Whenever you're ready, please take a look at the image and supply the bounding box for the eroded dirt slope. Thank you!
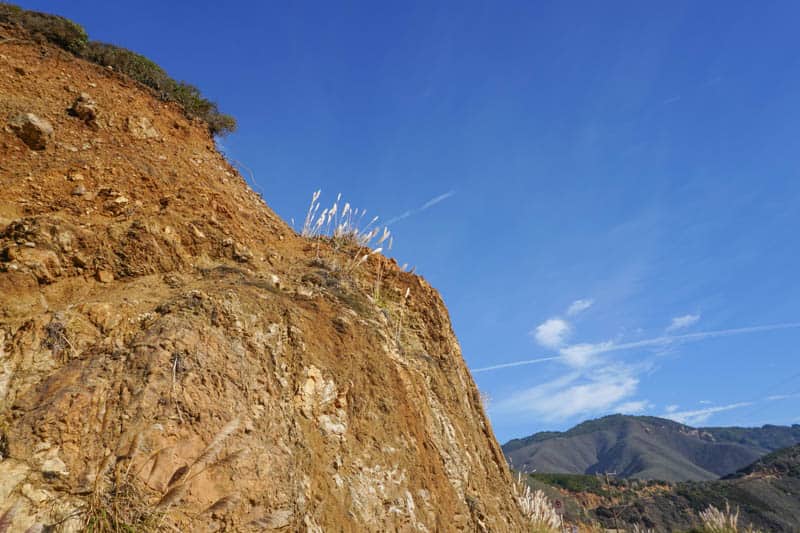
[0,29,525,531]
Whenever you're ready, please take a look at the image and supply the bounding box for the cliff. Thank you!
[0,21,525,532]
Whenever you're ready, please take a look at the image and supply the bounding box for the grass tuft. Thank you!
[698,502,740,533]
[301,190,390,249]
[512,474,561,532]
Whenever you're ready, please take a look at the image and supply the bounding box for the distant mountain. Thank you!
[502,415,800,481]
[595,444,800,531]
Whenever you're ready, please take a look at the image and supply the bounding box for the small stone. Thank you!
[9,113,53,150]
[69,92,98,127]
[21,483,51,504]
[71,184,86,196]
[41,456,69,477]
[113,196,129,204]
[125,116,160,140]
[96,270,114,283]
[295,287,314,299]
[67,172,84,181]
[190,225,205,239]
[263,510,292,529]
[232,242,253,262]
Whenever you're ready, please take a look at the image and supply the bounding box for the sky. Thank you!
[20,1,800,442]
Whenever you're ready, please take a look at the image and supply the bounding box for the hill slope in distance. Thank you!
[503,414,800,481]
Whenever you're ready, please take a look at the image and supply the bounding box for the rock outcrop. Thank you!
[0,21,525,532]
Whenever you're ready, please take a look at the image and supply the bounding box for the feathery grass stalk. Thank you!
[512,474,561,532]
[203,494,240,515]
[189,418,240,476]
[699,502,741,533]
[155,484,188,511]
[301,190,391,249]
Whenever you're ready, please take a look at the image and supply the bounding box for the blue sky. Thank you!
[22,1,800,442]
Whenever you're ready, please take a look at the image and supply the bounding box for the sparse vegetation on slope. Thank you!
[0,2,236,135]
[0,16,527,529]
[301,190,392,272]
[591,445,800,531]
[512,474,562,532]
[503,415,800,481]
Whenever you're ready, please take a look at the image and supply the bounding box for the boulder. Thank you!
[9,113,53,150]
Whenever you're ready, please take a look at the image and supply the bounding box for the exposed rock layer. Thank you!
[0,26,525,531]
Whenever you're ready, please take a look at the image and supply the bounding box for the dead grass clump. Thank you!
[698,502,761,533]
[85,418,241,531]
[300,190,392,271]
[512,474,561,532]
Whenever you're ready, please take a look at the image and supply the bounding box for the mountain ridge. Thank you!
[503,414,800,481]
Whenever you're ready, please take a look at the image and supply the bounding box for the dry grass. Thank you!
[512,474,561,532]
[300,190,392,272]
[83,418,241,531]
[700,502,739,532]
[698,502,761,533]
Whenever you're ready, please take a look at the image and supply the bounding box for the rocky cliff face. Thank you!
[0,28,526,532]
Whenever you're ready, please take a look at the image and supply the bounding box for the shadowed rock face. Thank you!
[0,26,525,532]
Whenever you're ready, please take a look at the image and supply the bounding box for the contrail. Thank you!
[471,322,800,374]
[420,191,455,210]
[385,190,455,225]
[472,356,561,373]
[606,322,800,354]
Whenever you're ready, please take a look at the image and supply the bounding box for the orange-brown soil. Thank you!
[0,26,526,532]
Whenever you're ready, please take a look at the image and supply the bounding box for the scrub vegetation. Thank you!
[0,2,236,135]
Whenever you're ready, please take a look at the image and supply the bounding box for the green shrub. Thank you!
[0,3,88,54]
[530,472,607,494]
[82,42,236,136]
[0,3,236,136]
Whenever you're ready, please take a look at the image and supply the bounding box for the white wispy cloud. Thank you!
[567,299,594,316]
[559,341,612,368]
[482,320,800,424]
[479,322,800,373]
[532,318,571,349]
[495,367,640,421]
[662,402,753,426]
[385,190,455,225]
[667,313,701,332]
